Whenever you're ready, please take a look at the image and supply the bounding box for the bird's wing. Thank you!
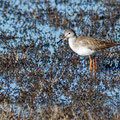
[77,36,117,50]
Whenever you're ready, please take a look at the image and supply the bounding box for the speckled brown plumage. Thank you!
[76,36,119,51]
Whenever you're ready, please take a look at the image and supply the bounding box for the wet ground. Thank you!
[0,0,120,119]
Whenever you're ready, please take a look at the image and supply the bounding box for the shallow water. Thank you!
[0,0,120,119]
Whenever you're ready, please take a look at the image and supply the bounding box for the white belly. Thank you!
[73,46,95,56]
[69,39,95,56]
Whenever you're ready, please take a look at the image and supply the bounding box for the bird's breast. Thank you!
[69,39,95,56]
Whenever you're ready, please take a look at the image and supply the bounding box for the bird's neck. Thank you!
[68,36,77,49]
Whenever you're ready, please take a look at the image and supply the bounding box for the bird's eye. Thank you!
[69,33,70,34]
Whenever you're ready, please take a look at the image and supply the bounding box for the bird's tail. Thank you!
[105,43,119,48]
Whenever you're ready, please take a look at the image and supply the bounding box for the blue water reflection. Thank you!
[0,0,119,119]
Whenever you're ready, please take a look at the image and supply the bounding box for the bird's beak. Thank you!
[57,36,67,44]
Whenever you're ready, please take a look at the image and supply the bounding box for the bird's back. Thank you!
[76,36,118,51]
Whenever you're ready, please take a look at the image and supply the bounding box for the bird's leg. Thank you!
[93,58,95,76]
[89,56,92,75]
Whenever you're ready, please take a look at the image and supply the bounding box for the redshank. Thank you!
[57,29,119,76]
